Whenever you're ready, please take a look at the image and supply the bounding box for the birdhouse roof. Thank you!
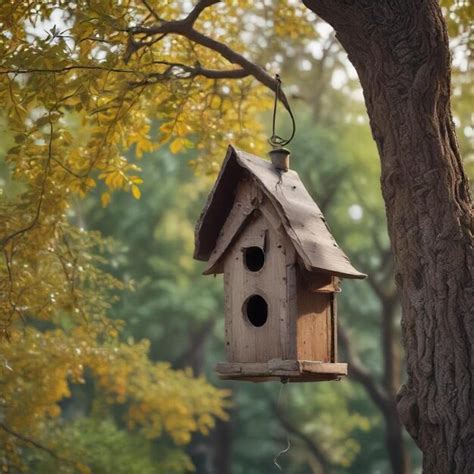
[194,145,366,279]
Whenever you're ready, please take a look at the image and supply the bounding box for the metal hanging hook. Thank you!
[268,74,296,148]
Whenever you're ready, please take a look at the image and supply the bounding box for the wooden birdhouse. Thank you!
[194,145,366,382]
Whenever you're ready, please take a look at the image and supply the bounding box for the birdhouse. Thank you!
[194,146,366,382]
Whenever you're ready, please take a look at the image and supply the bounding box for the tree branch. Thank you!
[126,0,290,110]
[128,61,250,87]
[141,0,162,22]
[6,1,289,111]
[270,400,331,474]
[130,0,221,34]
[338,325,390,414]
[173,319,216,371]
[185,0,221,26]
[0,65,144,76]
[1,119,54,249]
[0,422,82,471]
[186,28,290,108]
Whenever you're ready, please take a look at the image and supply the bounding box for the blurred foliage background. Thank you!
[0,1,472,473]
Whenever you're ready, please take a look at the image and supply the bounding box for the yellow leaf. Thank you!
[131,185,141,199]
[175,122,188,136]
[170,138,185,154]
[85,177,96,188]
[101,192,111,207]
[110,172,124,189]
[159,122,173,133]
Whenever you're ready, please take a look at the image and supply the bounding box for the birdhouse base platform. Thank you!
[215,359,347,383]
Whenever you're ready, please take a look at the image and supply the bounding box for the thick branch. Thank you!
[6,1,289,111]
[127,1,290,110]
[183,29,290,109]
[185,0,221,26]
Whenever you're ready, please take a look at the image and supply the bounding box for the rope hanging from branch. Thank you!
[268,74,296,148]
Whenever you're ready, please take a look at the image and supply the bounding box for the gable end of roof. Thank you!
[194,145,366,279]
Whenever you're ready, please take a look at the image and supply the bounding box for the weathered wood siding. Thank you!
[223,195,295,363]
[296,271,333,363]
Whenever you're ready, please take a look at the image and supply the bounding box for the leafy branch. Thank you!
[125,0,291,109]
[1,0,289,110]
[1,119,54,249]
[0,422,86,473]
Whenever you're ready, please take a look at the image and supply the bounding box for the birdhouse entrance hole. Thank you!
[243,246,265,272]
[244,294,268,327]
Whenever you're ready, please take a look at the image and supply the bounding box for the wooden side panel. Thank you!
[224,207,290,363]
[331,294,337,363]
[296,271,332,362]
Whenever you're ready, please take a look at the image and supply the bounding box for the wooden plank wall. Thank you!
[296,273,333,363]
[223,195,295,362]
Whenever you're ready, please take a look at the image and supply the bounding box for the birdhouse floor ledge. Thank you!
[215,359,347,383]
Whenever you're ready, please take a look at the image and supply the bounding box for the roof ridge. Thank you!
[194,145,366,279]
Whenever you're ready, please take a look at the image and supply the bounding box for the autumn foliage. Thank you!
[0,1,291,469]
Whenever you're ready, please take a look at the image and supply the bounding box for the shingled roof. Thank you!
[194,145,366,279]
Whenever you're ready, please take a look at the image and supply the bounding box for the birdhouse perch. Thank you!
[194,145,366,382]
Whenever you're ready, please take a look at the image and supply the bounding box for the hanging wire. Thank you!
[273,378,291,471]
[268,74,296,148]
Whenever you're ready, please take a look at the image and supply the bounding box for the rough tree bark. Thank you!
[302,1,474,472]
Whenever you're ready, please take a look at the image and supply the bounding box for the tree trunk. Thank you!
[210,413,233,474]
[385,398,411,474]
[382,298,411,474]
[302,1,474,472]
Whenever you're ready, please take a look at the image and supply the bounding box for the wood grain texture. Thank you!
[296,279,332,363]
[215,360,347,383]
[224,209,287,362]
[300,361,347,376]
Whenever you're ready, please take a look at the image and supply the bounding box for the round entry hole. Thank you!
[244,294,268,327]
[243,246,265,272]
